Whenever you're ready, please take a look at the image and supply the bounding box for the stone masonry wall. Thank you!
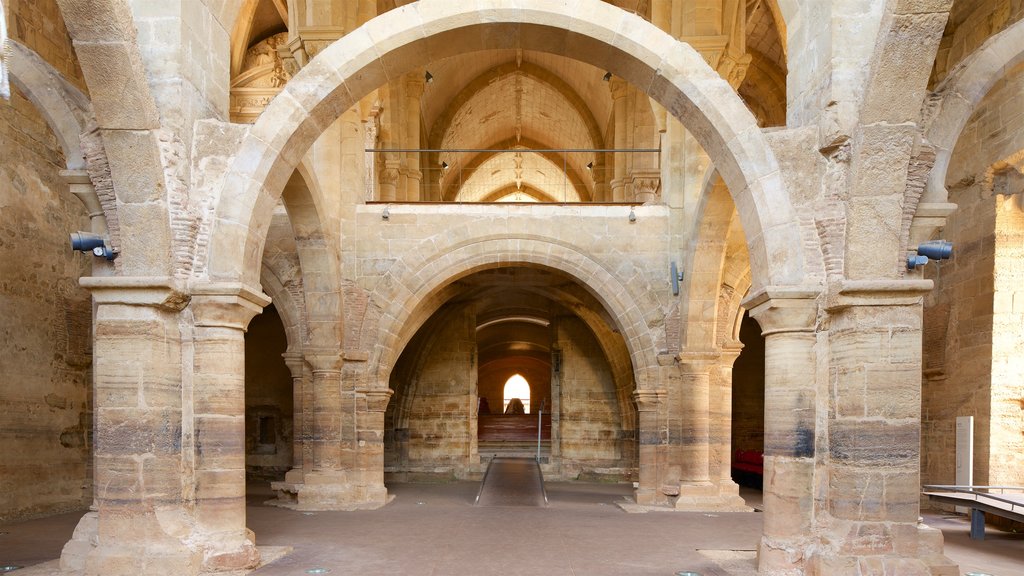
[931,0,1024,85]
[555,316,626,476]
[4,0,87,92]
[0,86,92,521]
[923,61,1024,489]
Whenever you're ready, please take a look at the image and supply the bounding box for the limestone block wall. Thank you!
[4,0,86,92]
[931,0,1024,84]
[0,87,92,521]
[401,308,476,473]
[555,316,625,475]
[923,60,1024,488]
[243,304,293,481]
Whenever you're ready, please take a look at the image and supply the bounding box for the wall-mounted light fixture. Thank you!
[424,70,433,83]
[70,231,117,260]
[628,207,636,222]
[441,161,449,170]
[586,161,593,170]
[906,239,953,270]
[602,71,613,82]
[382,206,390,220]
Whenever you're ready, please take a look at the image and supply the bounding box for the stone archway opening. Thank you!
[384,266,636,484]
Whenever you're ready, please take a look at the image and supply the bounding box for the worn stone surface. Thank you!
[10,0,1024,574]
[0,85,92,522]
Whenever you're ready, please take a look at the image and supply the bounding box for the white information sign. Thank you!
[955,416,974,513]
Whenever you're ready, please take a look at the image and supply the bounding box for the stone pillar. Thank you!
[813,280,955,575]
[403,74,424,202]
[288,353,391,510]
[744,289,819,575]
[282,351,307,480]
[61,277,198,575]
[674,351,748,511]
[633,388,668,505]
[676,352,714,486]
[188,283,269,572]
[379,164,400,202]
[709,343,747,507]
[354,387,393,505]
[609,77,628,203]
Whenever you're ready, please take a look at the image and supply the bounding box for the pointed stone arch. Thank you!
[203,0,818,296]
[925,17,1024,206]
[362,236,662,393]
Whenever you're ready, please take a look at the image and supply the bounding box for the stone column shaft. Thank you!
[282,352,307,477]
[634,389,668,505]
[609,77,628,203]
[189,284,269,572]
[677,354,715,484]
[710,346,743,490]
[811,280,952,575]
[308,353,346,471]
[404,74,424,202]
[65,277,198,575]
[745,290,819,575]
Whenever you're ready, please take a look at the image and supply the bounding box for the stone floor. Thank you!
[1,482,1020,575]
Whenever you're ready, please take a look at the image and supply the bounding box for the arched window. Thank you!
[502,374,530,414]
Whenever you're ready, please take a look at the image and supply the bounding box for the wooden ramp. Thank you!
[475,457,548,507]
[924,485,1024,540]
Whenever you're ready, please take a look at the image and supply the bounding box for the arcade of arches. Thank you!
[1,0,1023,575]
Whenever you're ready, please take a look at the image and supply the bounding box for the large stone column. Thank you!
[403,74,424,202]
[814,281,956,575]
[744,289,819,576]
[63,277,198,575]
[283,351,307,478]
[674,351,748,511]
[633,388,668,505]
[709,344,747,508]
[353,387,394,505]
[188,284,269,572]
[609,77,628,202]
[288,354,392,510]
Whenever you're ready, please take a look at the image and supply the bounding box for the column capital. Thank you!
[633,389,668,411]
[718,341,744,365]
[676,349,722,371]
[742,286,820,336]
[358,388,393,413]
[305,350,343,373]
[824,279,934,311]
[80,276,190,311]
[189,282,271,330]
[281,351,307,377]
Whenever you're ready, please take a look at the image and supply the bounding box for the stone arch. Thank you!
[363,236,661,392]
[441,137,591,202]
[280,164,343,351]
[681,172,735,350]
[5,39,91,169]
[260,263,304,352]
[427,60,606,198]
[204,0,816,295]
[925,17,1024,206]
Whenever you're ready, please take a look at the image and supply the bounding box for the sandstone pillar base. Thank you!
[800,521,958,576]
[276,471,393,511]
[673,481,751,512]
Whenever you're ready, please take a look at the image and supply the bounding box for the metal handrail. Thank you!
[923,484,1024,512]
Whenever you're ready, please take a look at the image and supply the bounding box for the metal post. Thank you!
[536,399,545,462]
